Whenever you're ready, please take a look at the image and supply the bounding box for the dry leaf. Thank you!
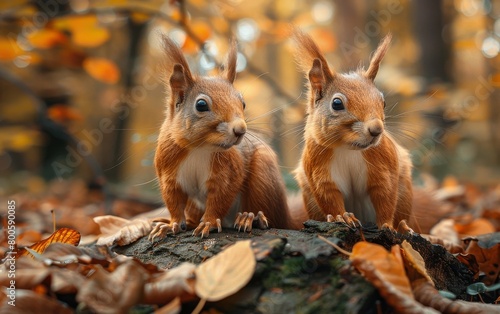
[143,262,196,304]
[430,219,461,247]
[455,218,496,236]
[401,241,434,285]
[463,234,500,285]
[72,27,110,48]
[17,230,42,247]
[83,57,120,84]
[195,240,256,301]
[350,242,414,299]
[351,259,439,313]
[0,289,73,314]
[18,228,81,258]
[94,215,152,246]
[155,297,181,314]
[414,281,500,313]
[76,260,148,314]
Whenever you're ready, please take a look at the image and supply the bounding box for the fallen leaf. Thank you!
[155,297,181,314]
[83,57,120,84]
[94,215,152,246]
[414,281,500,313]
[0,289,73,314]
[195,240,256,301]
[350,242,414,299]
[76,260,148,314]
[429,219,461,248]
[143,262,196,304]
[455,218,496,236]
[351,259,438,313]
[463,234,500,285]
[18,228,81,258]
[401,240,434,285]
[421,234,464,254]
[17,230,42,247]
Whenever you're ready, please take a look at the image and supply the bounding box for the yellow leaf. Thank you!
[83,57,120,84]
[18,228,81,258]
[401,240,434,284]
[195,240,255,301]
[350,242,413,299]
[28,29,66,49]
[72,27,110,48]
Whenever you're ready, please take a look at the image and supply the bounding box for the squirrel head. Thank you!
[292,29,391,150]
[161,35,246,150]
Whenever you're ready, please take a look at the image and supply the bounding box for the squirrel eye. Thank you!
[195,99,209,112]
[331,98,345,111]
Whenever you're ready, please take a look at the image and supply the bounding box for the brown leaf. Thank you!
[350,242,414,299]
[195,240,256,302]
[455,218,496,236]
[430,219,461,248]
[18,228,81,258]
[401,240,434,285]
[414,281,499,313]
[351,259,439,313]
[155,297,181,314]
[463,235,500,285]
[94,215,152,246]
[0,289,73,314]
[76,260,148,314]
[83,57,120,84]
[455,253,480,280]
[143,262,196,304]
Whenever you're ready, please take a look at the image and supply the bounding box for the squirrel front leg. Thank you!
[193,150,244,238]
[302,143,346,220]
[149,177,188,241]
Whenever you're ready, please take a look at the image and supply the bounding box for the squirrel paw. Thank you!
[327,212,362,228]
[396,220,414,234]
[192,219,222,238]
[148,219,186,241]
[234,211,269,232]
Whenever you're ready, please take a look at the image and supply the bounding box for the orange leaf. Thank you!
[48,105,83,123]
[53,15,98,31]
[28,29,66,49]
[72,27,110,48]
[18,228,80,258]
[455,218,496,236]
[350,242,413,299]
[83,57,120,84]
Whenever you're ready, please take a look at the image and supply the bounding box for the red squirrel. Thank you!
[149,36,301,239]
[292,29,413,229]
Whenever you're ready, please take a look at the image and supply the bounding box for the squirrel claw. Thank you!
[328,212,362,229]
[234,211,269,232]
[148,221,180,241]
[193,219,222,238]
[396,220,414,234]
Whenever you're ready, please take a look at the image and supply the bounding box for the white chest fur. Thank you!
[176,148,212,208]
[329,147,376,224]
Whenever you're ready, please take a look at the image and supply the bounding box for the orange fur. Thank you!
[152,35,296,238]
[292,28,413,228]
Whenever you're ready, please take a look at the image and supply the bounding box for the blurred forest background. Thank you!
[1,0,500,205]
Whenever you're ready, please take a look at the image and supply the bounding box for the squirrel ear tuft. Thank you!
[162,34,194,85]
[223,38,238,83]
[364,33,392,81]
[291,27,334,80]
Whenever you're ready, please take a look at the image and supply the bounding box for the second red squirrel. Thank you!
[291,29,413,228]
[149,36,301,239]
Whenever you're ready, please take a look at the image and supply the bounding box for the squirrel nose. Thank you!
[368,126,382,137]
[232,119,247,138]
[366,119,384,137]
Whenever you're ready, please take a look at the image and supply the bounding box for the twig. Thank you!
[317,235,352,256]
